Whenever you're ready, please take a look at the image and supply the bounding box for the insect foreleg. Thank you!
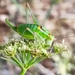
[49,41,55,53]
[37,28,50,39]
[26,28,44,49]
[33,32,46,50]
[34,32,44,41]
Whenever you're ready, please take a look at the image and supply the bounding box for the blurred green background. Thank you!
[0,0,75,75]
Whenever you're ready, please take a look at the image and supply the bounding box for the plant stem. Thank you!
[20,69,27,75]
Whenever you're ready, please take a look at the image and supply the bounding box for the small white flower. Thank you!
[8,46,13,51]
[42,49,47,54]
[22,45,26,49]
[18,47,21,50]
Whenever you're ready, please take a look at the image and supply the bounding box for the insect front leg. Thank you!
[26,28,43,49]
[49,41,55,53]
[26,27,44,41]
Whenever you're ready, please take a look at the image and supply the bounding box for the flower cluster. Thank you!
[0,38,67,75]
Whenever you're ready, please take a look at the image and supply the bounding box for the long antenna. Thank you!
[26,3,39,25]
[26,4,28,23]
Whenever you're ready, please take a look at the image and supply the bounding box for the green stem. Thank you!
[20,69,27,75]
[12,56,23,68]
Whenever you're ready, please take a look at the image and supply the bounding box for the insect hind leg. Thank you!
[26,27,44,40]
[26,28,34,35]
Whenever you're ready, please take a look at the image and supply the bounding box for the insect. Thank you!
[5,3,75,75]
[5,3,54,44]
[5,19,54,40]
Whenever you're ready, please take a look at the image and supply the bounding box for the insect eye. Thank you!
[38,26,44,31]
[48,33,50,35]
[38,26,41,29]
